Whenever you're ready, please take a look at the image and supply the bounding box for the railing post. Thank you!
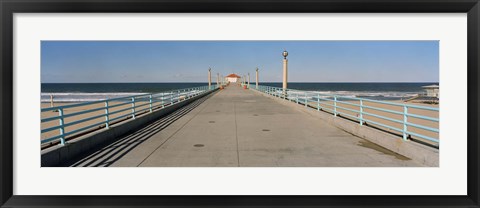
[296,93,299,104]
[170,91,174,105]
[149,94,153,113]
[304,92,307,107]
[359,99,363,126]
[403,105,408,141]
[131,97,136,119]
[162,94,165,108]
[105,101,110,129]
[58,108,66,145]
[317,93,320,111]
[334,96,337,117]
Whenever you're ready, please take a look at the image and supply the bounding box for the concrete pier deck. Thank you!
[70,84,421,167]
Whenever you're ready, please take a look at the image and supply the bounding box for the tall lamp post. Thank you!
[282,50,288,95]
[256,67,259,89]
[208,68,212,90]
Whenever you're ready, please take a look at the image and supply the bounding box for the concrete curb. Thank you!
[41,89,218,167]
[250,89,439,167]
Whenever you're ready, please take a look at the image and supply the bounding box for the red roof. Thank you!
[226,73,241,78]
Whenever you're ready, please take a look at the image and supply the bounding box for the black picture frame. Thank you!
[1,0,479,207]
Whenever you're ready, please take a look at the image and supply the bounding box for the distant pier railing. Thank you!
[41,85,219,147]
[251,84,439,146]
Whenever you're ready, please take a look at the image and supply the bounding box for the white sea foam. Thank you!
[40,91,204,102]
[316,91,417,97]
[281,90,420,101]
[42,92,147,102]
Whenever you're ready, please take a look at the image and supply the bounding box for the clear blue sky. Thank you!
[41,41,439,83]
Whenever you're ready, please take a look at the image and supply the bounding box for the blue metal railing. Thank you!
[251,84,439,145]
[41,85,220,146]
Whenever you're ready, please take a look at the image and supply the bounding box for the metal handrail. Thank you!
[252,84,439,145]
[41,85,220,145]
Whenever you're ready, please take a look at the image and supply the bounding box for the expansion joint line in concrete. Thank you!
[135,93,215,167]
[234,102,240,167]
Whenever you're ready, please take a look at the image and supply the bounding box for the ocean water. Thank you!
[41,82,437,102]
[41,83,208,102]
[262,82,436,101]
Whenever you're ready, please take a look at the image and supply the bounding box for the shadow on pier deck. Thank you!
[68,84,420,167]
